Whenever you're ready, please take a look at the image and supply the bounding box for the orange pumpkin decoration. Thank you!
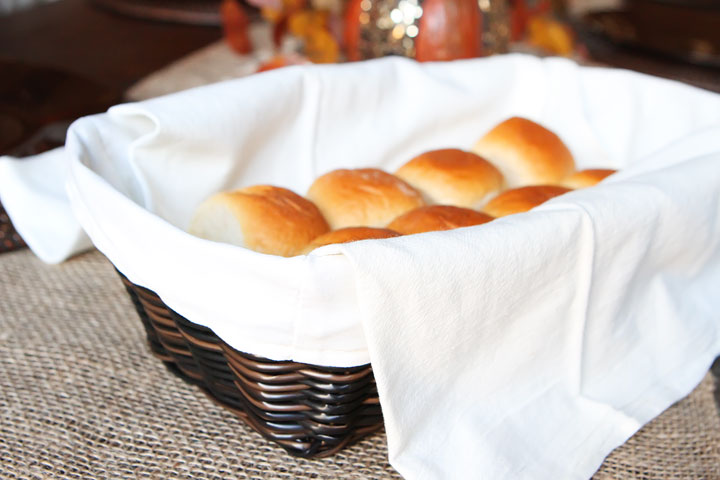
[221,0,253,54]
[510,0,552,41]
[415,0,483,62]
[343,0,364,62]
[343,0,483,62]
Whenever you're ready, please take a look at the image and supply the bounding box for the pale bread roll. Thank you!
[483,185,572,217]
[307,168,425,229]
[563,169,616,189]
[395,148,504,208]
[189,185,329,257]
[304,227,400,253]
[472,117,575,187]
[388,205,494,235]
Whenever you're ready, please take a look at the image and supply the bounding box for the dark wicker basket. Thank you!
[0,202,26,254]
[117,270,383,458]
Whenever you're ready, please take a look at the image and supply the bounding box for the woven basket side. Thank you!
[0,203,26,254]
[116,271,384,458]
[119,275,172,361]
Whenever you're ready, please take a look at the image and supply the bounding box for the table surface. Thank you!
[2,3,720,478]
[1,248,719,479]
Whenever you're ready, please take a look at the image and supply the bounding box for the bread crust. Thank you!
[473,117,575,187]
[563,169,616,189]
[307,168,425,229]
[395,148,504,208]
[483,185,571,217]
[388,205,494,235]
[305,226,400,253]
[189,185,329,257]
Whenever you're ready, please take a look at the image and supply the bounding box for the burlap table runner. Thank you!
[1,249,718,479]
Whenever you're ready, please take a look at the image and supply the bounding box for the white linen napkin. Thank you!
[337,127,720,479]
[60,55,720,478]
[0,148,91,263]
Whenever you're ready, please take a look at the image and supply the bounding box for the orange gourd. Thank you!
[415,0,483,62]
[221,0,253,54]
[343,0,483,62]
[343,0,364,61]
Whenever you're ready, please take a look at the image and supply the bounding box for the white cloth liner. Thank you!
[0,148,91,264]
[59,55,720,479]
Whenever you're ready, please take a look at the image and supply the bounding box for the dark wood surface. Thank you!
[0,0,222,251]
[0,0,222,93]
[581,35,720,94]
[0,0,222,152]
[575,0,720,93]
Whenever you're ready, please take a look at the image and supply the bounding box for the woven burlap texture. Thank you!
[1,249,718,480]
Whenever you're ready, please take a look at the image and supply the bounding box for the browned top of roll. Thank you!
[304,227,401,253]
[472,117,575,187]
[563,168,616,189]
[395,148,505,209]
[388,205,494,235]
[483,185,572,217]
[188,185,329,257]
[306,168,425,230]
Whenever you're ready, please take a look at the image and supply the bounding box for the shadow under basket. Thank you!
[117,270,383,458]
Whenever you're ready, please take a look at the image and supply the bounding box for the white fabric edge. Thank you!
[64,139,371,367]
[0,149,92,264]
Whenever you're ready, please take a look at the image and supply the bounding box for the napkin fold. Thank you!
[338,127,720,479]
[0,148,91,263]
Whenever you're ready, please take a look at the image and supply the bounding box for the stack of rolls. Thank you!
[189,116,617,256]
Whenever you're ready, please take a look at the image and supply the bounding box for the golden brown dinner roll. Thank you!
[304,227,401,253]
[307,168,425,229]
[395,148,505,209]
[388,205,494,235]
[483,185,572,217]
[472,117,575,188]
[563,168,616,189]
[188,185,329,257]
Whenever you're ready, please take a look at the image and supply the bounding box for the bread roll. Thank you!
[395,148,504,208]
[563,168,616,189]
[304,227,400,253]
[307,168,425,229]
[472,117,575,187]
[388,205,494,235]
[483,185,571,217]
[189,185,329,257]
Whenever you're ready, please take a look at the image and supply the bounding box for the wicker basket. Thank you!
[0,202,26,254]
[117,270,384,458]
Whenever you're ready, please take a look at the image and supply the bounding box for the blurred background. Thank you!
[1,0,719,163]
